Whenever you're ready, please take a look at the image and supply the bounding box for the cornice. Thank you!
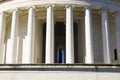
[0,0,120,13]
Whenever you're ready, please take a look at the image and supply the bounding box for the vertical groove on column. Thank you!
[45,5,54,64]
[85,6,94,64]
[6,9,18,64]
[66,5,74,64]
[102,9,111,64]
[22,7,35,64]
[0,12,6,64]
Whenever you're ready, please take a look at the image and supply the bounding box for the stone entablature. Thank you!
[0,0,120,12]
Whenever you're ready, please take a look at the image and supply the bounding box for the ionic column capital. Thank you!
[13,8,18,11]
[27,6,36,10]
[84,6,92,10]
[46,4,55,8]
[11,8,19,12]
[7,8,19,14]
[101,8,109,12]
[65,4,75,8]
[96,8,108,14]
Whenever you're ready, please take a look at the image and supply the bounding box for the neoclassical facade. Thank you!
[0,0,120,64]
[1,0,120,80]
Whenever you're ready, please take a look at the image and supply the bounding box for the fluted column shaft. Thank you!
[0,12,6,63]
[6,9,18,64]
[102,9,111,64]
[66,5,74,63]
[45,5,54,64]
[85,7,94,64]
[22,7,35,63]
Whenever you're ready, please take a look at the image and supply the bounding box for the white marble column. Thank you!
[22,7,35,63]
[115,12,120,64]
[66,5,74,63]
[101,9,111,64]
[45,5,54,64]
[0,12,6,64]
[6,9,18,64]
[85,6,94,64]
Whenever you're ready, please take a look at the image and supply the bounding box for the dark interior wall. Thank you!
[42,22,78,63]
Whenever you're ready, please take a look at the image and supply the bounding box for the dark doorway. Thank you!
[42,23,46,63]
[74,22,78,63]
[55,22,65,63]
[42,22,78,63]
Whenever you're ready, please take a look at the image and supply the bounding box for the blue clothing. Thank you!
[57,50,64,63]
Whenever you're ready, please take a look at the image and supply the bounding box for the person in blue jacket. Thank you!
[57,48,65,63]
